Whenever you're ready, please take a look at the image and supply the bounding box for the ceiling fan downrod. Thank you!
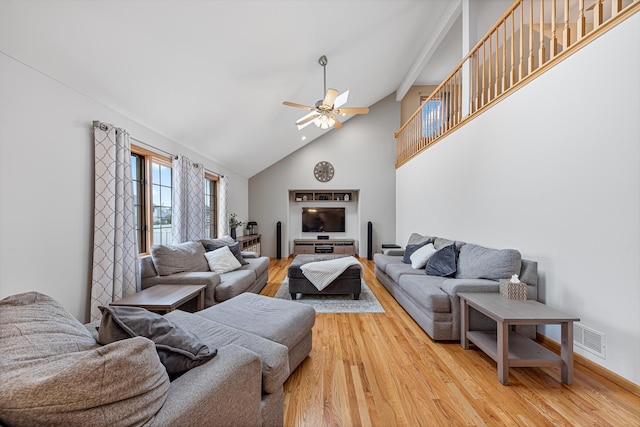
[319,55,328,98]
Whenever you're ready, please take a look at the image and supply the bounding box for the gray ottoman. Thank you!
[195,292,316,373]
[288,254,362,300]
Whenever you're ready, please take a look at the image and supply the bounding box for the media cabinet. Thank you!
[293,239,356,256]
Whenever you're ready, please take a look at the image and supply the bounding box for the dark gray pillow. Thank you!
[425,244,457,277]
[456,243,521,280]
[97,305,217,377]
[403,241,429,264]
[204,242,248,265]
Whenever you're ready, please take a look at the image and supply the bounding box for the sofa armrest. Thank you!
[382,248,405,256]
[151,344,262,427]
[241,251,259,258]
[440,278,499,298]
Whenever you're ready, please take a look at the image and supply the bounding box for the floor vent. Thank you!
[574,323,606,359]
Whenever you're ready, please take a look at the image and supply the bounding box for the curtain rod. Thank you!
[93,120,224,178]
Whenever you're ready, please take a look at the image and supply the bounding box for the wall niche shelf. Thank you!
[292,190,355,202]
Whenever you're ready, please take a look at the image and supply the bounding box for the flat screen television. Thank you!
[302,207,345,233]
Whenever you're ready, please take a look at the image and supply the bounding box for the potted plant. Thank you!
[229,213,244,239]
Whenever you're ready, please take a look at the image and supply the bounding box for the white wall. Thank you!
[0,53,248,321]
[396,14,640,384]
[249,94,398,258]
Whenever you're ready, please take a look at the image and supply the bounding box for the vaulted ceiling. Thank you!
[0,1,509,177]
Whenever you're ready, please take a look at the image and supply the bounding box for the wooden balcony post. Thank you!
[594,0,603,28]
[578,0,586,39]
[612,0,622,14]
[528,0,535,74]
[502,21,507,93]
[519,1,525,79]
[563,0,571,49]
[539,0,546,66]
[551,0,558,57]
[510,10,516,86]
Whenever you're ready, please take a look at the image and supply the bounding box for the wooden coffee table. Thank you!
[459,292,579,385]
[111,284,207,313]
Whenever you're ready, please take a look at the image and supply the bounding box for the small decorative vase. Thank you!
[230,227,237,239]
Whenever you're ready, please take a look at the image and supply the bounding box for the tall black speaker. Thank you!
[276,221,282,260]
[367,221,373,260]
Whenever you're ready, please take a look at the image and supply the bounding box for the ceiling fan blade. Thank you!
[334,107,369,115]
[296,114,319,126]
[334,90,349,108]
[330,114,342,129]
[283,101,314,110]
[322,89,339,108]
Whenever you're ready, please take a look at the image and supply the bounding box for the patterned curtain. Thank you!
[90,122,138,321]
[172,154,205,243]
[218,175,229,237]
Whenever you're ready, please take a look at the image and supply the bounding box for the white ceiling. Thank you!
[1,0,464,177]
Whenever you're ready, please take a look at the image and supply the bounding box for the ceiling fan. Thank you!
[283,55,369,130]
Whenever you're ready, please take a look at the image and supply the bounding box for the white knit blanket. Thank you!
[300,256,361,291]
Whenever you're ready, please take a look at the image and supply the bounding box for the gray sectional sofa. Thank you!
[140,237,270,307]
[374,233,538,341]
[0,291,316,427]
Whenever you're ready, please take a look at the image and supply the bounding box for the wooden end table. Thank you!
[459,292,579,385]
[111,284,207,313]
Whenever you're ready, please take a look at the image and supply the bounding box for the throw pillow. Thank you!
[98,305,217,376]
[204,242,249,265]
[403,241,429,264]
[456,243,522,280]
[151,241,209,276]
[409,243,437,269]
[426,244,458,277]
[204,245,242,273]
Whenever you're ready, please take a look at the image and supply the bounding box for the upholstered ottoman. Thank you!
[195,292,316,373]
[288,254,362,300]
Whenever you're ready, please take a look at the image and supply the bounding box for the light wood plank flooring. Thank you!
[261,257,640,426]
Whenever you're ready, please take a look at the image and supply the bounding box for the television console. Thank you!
[293,239,356,256]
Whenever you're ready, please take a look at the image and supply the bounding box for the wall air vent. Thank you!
[573,323,606,359]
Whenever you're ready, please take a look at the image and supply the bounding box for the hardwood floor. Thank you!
[262,257,640,426]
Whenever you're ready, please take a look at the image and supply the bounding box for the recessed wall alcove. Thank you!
[287,189,360,255]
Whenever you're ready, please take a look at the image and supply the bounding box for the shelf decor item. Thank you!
[229,213,244,240]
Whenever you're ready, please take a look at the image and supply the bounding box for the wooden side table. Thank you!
[111,284,207,313]
[459,292,579,385]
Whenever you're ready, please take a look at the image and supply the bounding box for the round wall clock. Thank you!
[314,161,334,182]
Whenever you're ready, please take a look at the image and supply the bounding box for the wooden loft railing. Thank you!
[395,0,639,168]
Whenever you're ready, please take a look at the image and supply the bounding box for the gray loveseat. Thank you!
[140,237,270,307]
[374,233,538,341]
[0,291,316,426]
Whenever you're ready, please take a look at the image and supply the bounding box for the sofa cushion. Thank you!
[204,242,249,266]
[205,245,242,274]
[386,261,427,283]
[403,241,429,264]
[151,241,209,276]
[397,274,451,313]
[215,269,258,301]
[373,253,404,274]
[409,243,437,269]
[0,292,169,426]
[165,310,289,394]
[426,244,458,277]
[434,237,466,250]
[241,256,270,278]
[98,305,217,376]
[456,243,522,280]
